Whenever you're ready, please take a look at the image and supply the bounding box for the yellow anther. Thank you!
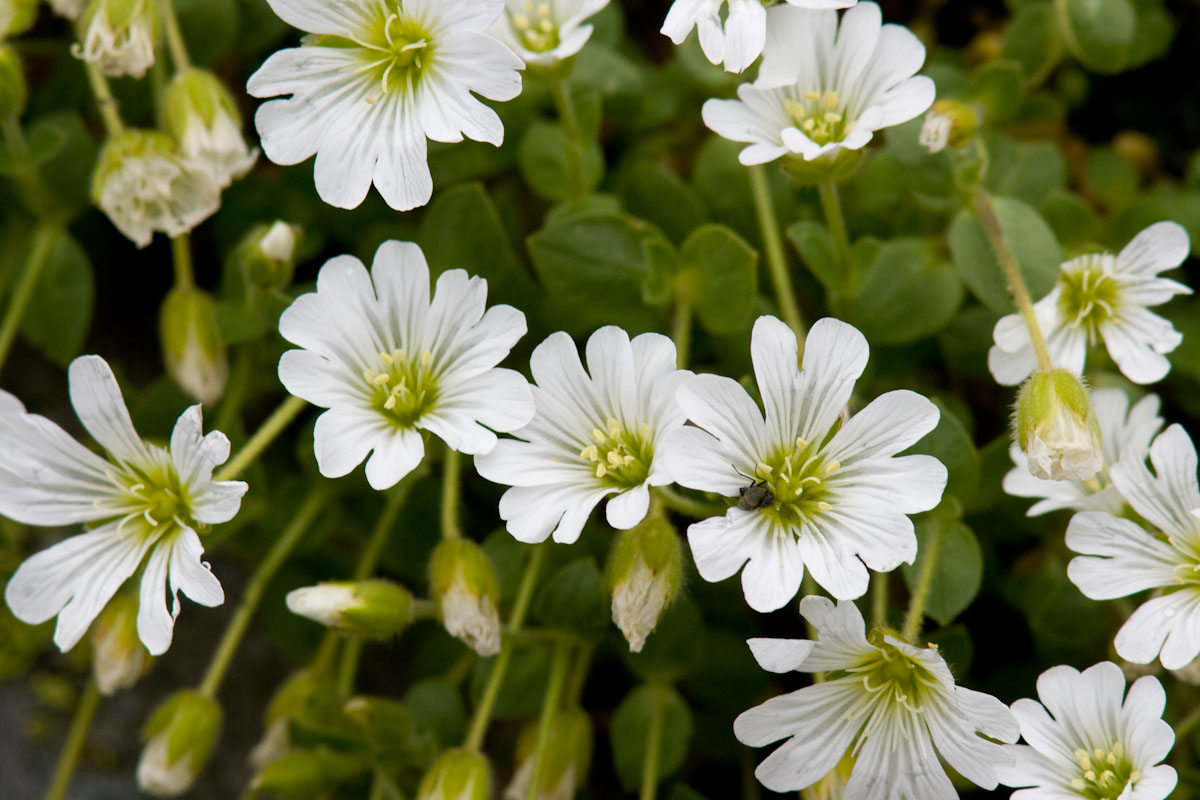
[552,457,559,462]
[379,351,394,364]
[1112,742,1124,758]
[384,396,397,410]
[823,112,842,123]
[592,428,607,445]
[623,455,635,466]
[1071,779,1086,790]
[640,423,652,439]
[1106,753,1117,765]
[1129,771,1141,782]
[817,501,832,511]
[512,12,529,28]
[420,349,432,366]
[607,451,623,467]
[757,463,773,475]
[1093,748,1104,760]
[1098,770,1114,783]
[372,373,390,385]
[539,18,553,31]
[821,91,840,108]
[825,461,841,474]
[1084,770,1096,781]
[363,369,377,382]
[803,90,820,101]
[394,349,406,362]
[796,437,808,449]
[580,444,599,461]
[595,463,607,478]
[803,118,816,132]
[607,417,621,438]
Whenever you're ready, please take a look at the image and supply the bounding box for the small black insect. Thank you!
[734,467,775,511]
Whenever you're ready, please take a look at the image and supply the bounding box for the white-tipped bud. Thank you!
[160,286,228,405]
[430,539,502,656]
[231,220,299,292]
[90,595,151,695]
[417,748,491,800]
[137,690,221,797]
[285,580,414,638]
[607,512,682,653]
[918,99,979,155]
[75,0,159,79]
[1015,368,1103,481]
[505,709,592,800]
[163,68,257,188]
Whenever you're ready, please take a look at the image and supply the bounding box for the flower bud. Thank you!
[75,0,159,79]
[918,99,979,155]
[0,0,38,38]
[249,669,319,770]
[47,0,87,19]
[92,129,220,248]
[505,708,592,800]
[252,750,366,798]
[1015,368,1102,482]
[90,594,151,695]
[285,579,414,638]
[430,539,502,656]
[417,747,491,800]
[231,220,299,292]
[160,286,228,405]
[0,43,27,121]
[137,690,221,797]
[607,513,682,653]
[163,68,257,188]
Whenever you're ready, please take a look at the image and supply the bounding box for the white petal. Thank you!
[792,317,869,445]
[746,637,815,673]
[168,527,224,609]
[312,406,381,480]
[364,427,426,490]
[498,483,609,544]
[605,483,651,530]
[1116,221,1190,276]
[1114,591,1200,668]
[823,390,940,464]
[686,512,756,582]
[1064,511,1178,599]
[741,527,805,612]
[68,355,149,464]
[1112,425,1200,540]
[137,541,175,656]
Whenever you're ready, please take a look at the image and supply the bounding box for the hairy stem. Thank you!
[440,445,462,541]
[526,638,573,800]
[748,165,805,342]
[43,678,101,800]
[818,180,854,295]
[213,395,308,482]
[902,520,946,642]
[551,80,585,198]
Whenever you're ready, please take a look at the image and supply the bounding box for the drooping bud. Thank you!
[75,0,160,79]
[231,220,299,292]
[163,68,257,188]
[252,750,367,798]
[505,708,593,800]
[285,580,414,638]
[0,43,27,121]
[47,0,87,20]
[607,512,682,653]
[417,747,491,800]
[918,99,979,155]
[430,539,502,656]
[137,690,221,797]
[249,669,319,770]
[160,286,228,405]
[90,594,151,695]
[0,0,38,38]
[91,129,220,248]
[1015,368,1102,481]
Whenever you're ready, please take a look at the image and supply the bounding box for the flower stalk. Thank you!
[748,165,805,343]
[640,685,665,800]
[902,518,946,642]
[0,221,56,377]
[43,678,101,800]
[84,61,124,135]
[441,445,462,541]
[817,179,853,295]
[213,395,308,482]
[551,79,585,198]
[526,637,573,800]
[156,0,191,71]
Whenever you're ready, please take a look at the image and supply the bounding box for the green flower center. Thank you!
[843,633,940,713]
[579,417,652,489]
[339,7,433,98]
[509,0,560,52]
[1058,255,1120,343]
[749,437,840,526]
[784,90,850,146]
[1070,742,1138,800]
[106,459,191,534]
[364,349,439,427]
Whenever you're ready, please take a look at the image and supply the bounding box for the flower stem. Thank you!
[157,0,192,72]
[171,233,195,290]
[0,221,56,378]
[672,281,693,370]
[213,347,252,435]
[817,180,853,294]
[440,445,462,541]
[84,63,124,135]
[354,490,409,581]
[640,685,666,800]
[902,520,946,642]
[748,165,805,343]
[972,190,1054,371]
[871,570,888,628]
[336,638,363,700]
[1,118,56,216]
[526,638,573,800]
[213,395,308,482]
[199,489,327,698]
[464,543,547,751]
[565,642,594,705]
[551,79,585,198]
[655,487,725,519]
[43,678,100,800]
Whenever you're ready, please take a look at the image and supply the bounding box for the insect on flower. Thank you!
[735,467,776,511]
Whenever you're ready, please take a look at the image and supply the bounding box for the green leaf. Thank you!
[989,141,1066,207]
[610,685,693,792]
[969,60,1025,121]
[25,111,98,219]
[20,229,93,366]
[1039,189,1099,246]
[909,400,980,502]
[1055,0,1136,72]
[901,519,983,626]
[618,161,708,244]
[1127,2,1175,68]
[843,238,963,345]
[470,646,551,720]
[532,558,608,633]
[517,121,604,201]
[1002,2,1063,84]
[174,0,239,66]
[403,680,466,749]
[1085,147,1139,211]
[680,224,758,334]
[569,43,647,119]
[622,599,705,682]
[947,196,1062,315]
[786,220,837,291]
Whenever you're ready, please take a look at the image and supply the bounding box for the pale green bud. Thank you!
[607,512,682,653]
[163,68,256,188]
[0,43,27,120]
[76,0,159,79]
[285,579,414,638]
[0,0,38,39]
[506,708,593,800]
[249,669,320,770]
[160,286,228,405]
[89,594,151,695]
[781,148,864,186]
[1015,368,1102,482]
[252,750,366,798]
[918,99,979,155]
[430,539,501,656]
[137,690,221,797]
[232,220,299,291]
[417,748,491,800]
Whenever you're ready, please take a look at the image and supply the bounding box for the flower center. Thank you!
[579,417,652,489]
[345,7,433,99]
[751,438,839,525]
[1057,255,1120,343]
[784,90,849,146]
[509,0,560,52]
[1070,742,1138,800]
[103,459,190,534]
[364,349,439,427]
[846,634,940,714]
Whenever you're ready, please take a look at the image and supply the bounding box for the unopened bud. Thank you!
[75,0,159,79]
[252,750,366,798]
[163,68,257,188]
[0,0,38,38]
[919,99,979,155]
[1015,368,1102,482]
[249,668,319,770]
[232,220,299,291]
[286,580,414,638]
[417,747,491,800]
[47,0,87,19]
[430,539,502,656]
[505,708,592,800]
[137,690,221,797]
[607,513,682,653]
[160,286,228,405]
[90,595,151,695]
[0,44,26,120]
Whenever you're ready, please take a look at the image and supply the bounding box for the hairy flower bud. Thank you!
[1015,368,1102,482]
[0,0,37,38]
[163,68,257,188]
[232,220,299,292]
[430,538,502,656]
[505,708,593,800]
[160,286,228,406]
[137,690,221,797]
[607,512,682,653]
[0,43,26,121]
[919,99,979,154]
[285,580,414,638]
[90,594,151,695]
[75,0,159,79]
[418,748,491,800]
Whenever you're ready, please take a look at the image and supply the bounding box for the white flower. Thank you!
[247,0,523,211]
[919,110,951,153]
[1066,424,1200,670]
[1015,368,1102,482]
[278,240,534,490]
[661,316,946,611]
[493,0,607,68]
[999,662,1177,800]
[1005,388,1162,516]
[701,2,934,166]
[735,596,1018,797]
[74,0,158,79]
[661,0,857,74]
[989,222,1193,386]
[164,68,258,189]
[91,129,221,249]
[475,327,691,544]
[0,356,247,656]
